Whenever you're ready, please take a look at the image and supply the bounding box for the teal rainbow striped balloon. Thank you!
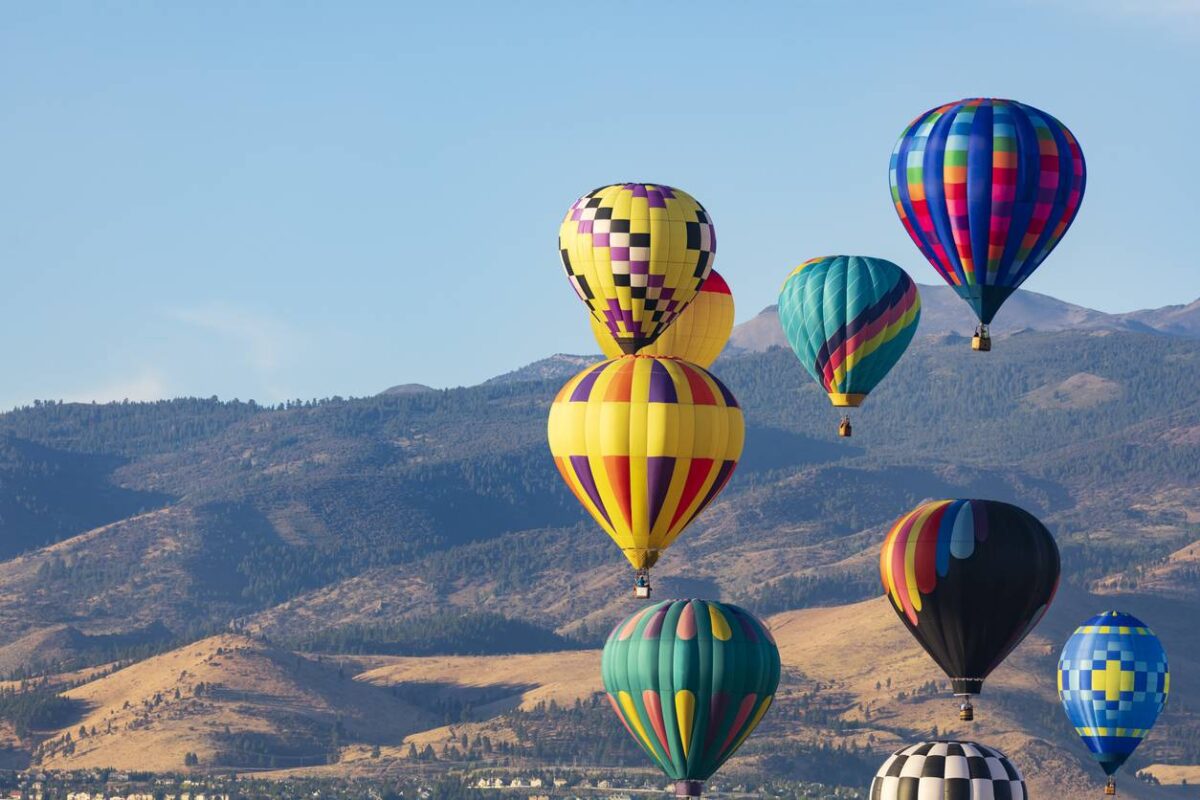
[601,599,780,798]
[778,255,920,408]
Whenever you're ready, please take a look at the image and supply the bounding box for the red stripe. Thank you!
[642,690,671,753]
[682,365,716,405]
[603,455,633,529]
[604,358,636,402]
[717,694,759,758]
[915,504,947,594]
[669,458,715,530]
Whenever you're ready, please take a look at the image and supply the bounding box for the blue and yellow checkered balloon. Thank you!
[1058,611,1168,783]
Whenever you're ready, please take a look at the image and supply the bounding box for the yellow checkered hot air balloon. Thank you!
[547,355,743,597]
[560,183,715,354]
[589,270,735,368]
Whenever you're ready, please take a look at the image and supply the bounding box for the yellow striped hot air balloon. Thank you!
[590,270,734,368]
[547,355,743,597]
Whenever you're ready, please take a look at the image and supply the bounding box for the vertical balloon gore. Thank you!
[560,183,715,353]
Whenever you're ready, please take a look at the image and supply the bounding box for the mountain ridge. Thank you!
[727,284,1200,355]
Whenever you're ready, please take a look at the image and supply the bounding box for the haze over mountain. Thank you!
[0,287,1197,797]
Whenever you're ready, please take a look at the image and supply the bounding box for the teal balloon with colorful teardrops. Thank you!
[600,599,780,797]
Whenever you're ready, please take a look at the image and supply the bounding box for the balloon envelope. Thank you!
[560,183,715,354]
[880,499,1060,695]
[777,255,920,407]
[870,741,1027,800]
[591,270,734,368]
[1058,611,1169,777]
[547,356,743,570]
[601,599,780,793]
[889,98,1086,325]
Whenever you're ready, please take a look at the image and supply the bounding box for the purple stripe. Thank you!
[705,692,730,749]
[678,460,736,532]
[642,605,670,639]
[733,608,758,642]
[569,455,612,527]
[569,363,606,402]
[645,456,676,532]
[648,361,677,403]
[972,499,989,542]
[712,375,738,409]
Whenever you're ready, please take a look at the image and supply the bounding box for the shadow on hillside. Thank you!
[652,574,722,602]
[0,434,172,560]
[388,681,540,720]
[738,425,860,475]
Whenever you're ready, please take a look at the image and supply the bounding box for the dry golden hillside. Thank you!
[13,589,1196,798]
[37,634,434,772]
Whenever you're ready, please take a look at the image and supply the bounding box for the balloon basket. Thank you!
[838,416,852,438]
[675,781,703,798]
[633,569,652,599]
[1105,777,1116,796]
[972,325,991,352]
[958,699,974,721]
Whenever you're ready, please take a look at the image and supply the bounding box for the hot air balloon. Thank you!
[590,270,734,368]
[560,183,716,354]
[870,741,1027,800]
[777,256,920,437]
[547,356,743,597]
[602,599,780,798]
[879,499,1060,720]
[889,98,1086,351]
[1059,611,1169,796]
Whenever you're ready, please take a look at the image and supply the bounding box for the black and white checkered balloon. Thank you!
[870,741,1027,800]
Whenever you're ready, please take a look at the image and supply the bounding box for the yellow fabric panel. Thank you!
[675,690,696,758]
[880,510,909,612]
[547,401,590,455]
[618,690,656,752]
[709,605,732,640]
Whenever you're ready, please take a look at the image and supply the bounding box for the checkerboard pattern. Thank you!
[1058,611,1169,774]
[560,184,715,354]
[590,269,735,368]
[870,741,1026,800]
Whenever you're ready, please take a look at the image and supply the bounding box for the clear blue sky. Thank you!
[2,1,1197,408]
